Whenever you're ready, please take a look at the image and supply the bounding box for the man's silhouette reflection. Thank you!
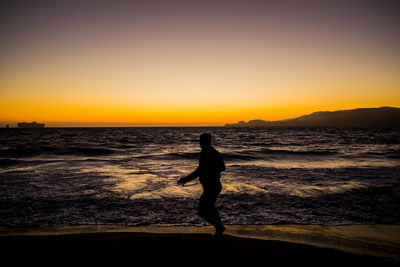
[178,133,226,236]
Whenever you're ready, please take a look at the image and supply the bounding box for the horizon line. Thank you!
[0,122,225,128]
[2,106,398,128]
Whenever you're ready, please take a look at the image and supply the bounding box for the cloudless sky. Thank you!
[1,0,399,126]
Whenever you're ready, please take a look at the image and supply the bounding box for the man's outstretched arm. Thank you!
[177,166,200,185]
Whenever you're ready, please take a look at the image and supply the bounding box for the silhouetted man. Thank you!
[178,133,226,236]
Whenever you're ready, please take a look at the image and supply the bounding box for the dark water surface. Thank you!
[0,127,399,227]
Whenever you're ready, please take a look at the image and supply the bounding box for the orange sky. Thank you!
[1,1,399,126]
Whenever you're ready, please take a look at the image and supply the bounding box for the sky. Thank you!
[1,0,399,126]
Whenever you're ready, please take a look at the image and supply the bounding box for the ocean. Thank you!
[0,127,399,227]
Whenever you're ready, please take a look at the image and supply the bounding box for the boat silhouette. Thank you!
[17,122,45,128]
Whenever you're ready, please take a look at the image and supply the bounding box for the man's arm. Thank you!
[177,166,200,185]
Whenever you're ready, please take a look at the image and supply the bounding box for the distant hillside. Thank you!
[225,107,400,127]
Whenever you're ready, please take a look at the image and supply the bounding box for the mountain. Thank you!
[225,107,400,127]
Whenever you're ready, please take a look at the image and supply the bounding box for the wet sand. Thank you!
[1,225,398,265]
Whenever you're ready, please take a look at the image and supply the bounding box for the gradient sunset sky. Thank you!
[1,0,399,126]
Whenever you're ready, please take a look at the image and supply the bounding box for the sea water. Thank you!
[0,127,399,227]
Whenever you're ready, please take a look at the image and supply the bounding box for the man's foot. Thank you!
[214,226,226,237]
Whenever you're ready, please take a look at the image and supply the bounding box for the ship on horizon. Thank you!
[17,121,45,128]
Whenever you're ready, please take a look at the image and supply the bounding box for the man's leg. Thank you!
[198,192,225,235]
[198,192,218,226]
[198,194,215,226]
[212,207,223,229]
[209,188,225,236]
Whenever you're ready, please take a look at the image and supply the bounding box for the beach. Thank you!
[1,225,398,265]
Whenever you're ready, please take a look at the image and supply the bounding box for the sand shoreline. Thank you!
[1,224,399,264]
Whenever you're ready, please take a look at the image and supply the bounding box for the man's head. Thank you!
[200,133,212,150]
